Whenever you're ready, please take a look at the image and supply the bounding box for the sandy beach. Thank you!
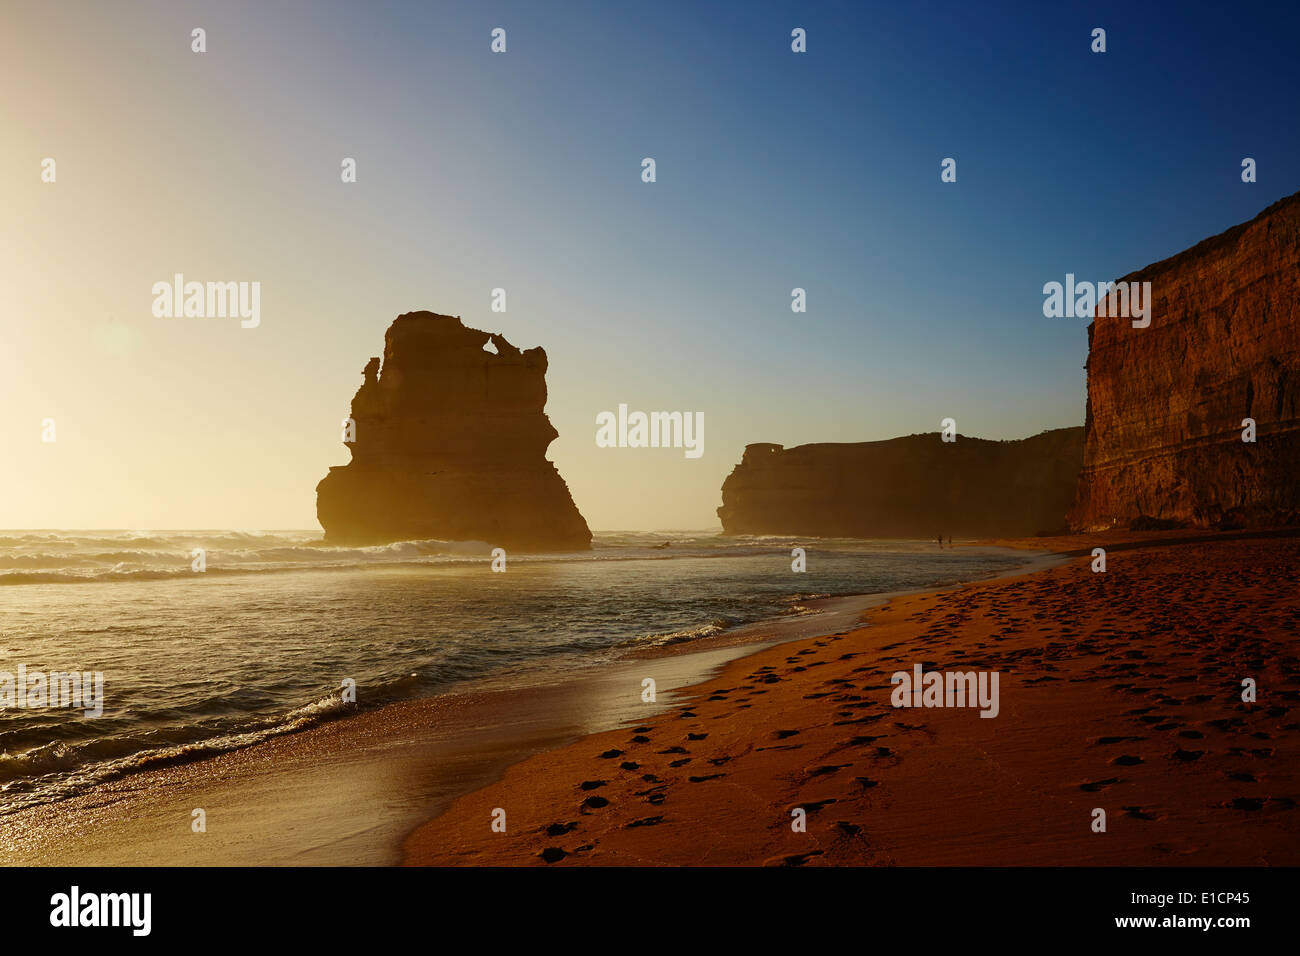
[0,546,1041,866]
[3,532,1295,868]
[0,640,779,865]
[403,531,1300,865]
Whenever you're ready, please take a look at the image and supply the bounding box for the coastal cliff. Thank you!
[316,312,592,550]
[717,427,1083,538]
[1069,192,1300,530]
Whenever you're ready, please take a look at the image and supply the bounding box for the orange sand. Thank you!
[403,532,1300,865]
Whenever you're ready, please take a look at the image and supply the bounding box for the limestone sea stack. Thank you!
[316,312,592,550]
[1069,192,1300,530]
[717,428,1084,538]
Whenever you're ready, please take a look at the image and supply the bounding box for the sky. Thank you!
[2,0,1298,531]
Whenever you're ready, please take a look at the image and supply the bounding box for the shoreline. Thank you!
[0,545,1045,866]
[10,531,1294,866]
[0,640,779,866]
[403,529,1300,866]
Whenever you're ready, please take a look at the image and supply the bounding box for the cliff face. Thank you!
[1069,192,1300,530]
[316,312,592,550]
[717,428,1084,538]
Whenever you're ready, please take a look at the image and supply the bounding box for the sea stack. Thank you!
[716,428,1084,538]
[316,311,592,550]
[1069,192,1300,530]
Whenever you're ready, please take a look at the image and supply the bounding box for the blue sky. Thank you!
[3,0,1297,529]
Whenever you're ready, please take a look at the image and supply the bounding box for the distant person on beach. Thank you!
[947,536,952,547]
[936,535,943,548]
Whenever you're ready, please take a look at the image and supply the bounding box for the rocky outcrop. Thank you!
[1069,192,1300,530]
[717,428,1084,538]
[316,312,591,550]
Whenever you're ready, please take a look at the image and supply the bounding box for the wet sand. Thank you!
[403,532,1300,865]
[0,644,771,865]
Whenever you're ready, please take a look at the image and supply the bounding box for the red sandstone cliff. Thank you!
[717,428,1084,538]
[1069,192,1300,530]
[316,312,591,550]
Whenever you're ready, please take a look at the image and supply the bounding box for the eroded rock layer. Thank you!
[316,312,591,550]
[1069,192,1300,530]
[717,428,1084,538]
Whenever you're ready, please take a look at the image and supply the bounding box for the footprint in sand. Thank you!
[540,847,567,863]
[546,822,577,836]
[1225,797,1265,811]
[579,780,607,791]
[806,764,851,777]
[1207,718,1245,731]
[627,816,664,828]
[1123,806,1157,820]
[763,851,824,867]
[833,714,883,727]
[803,798,837,812]
[844,734,886,747]
[1079,777,1121,792]
[582,795,610,809]
[1111,754,1144,766]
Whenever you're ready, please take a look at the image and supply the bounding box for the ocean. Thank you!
[0,530,1027,815]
